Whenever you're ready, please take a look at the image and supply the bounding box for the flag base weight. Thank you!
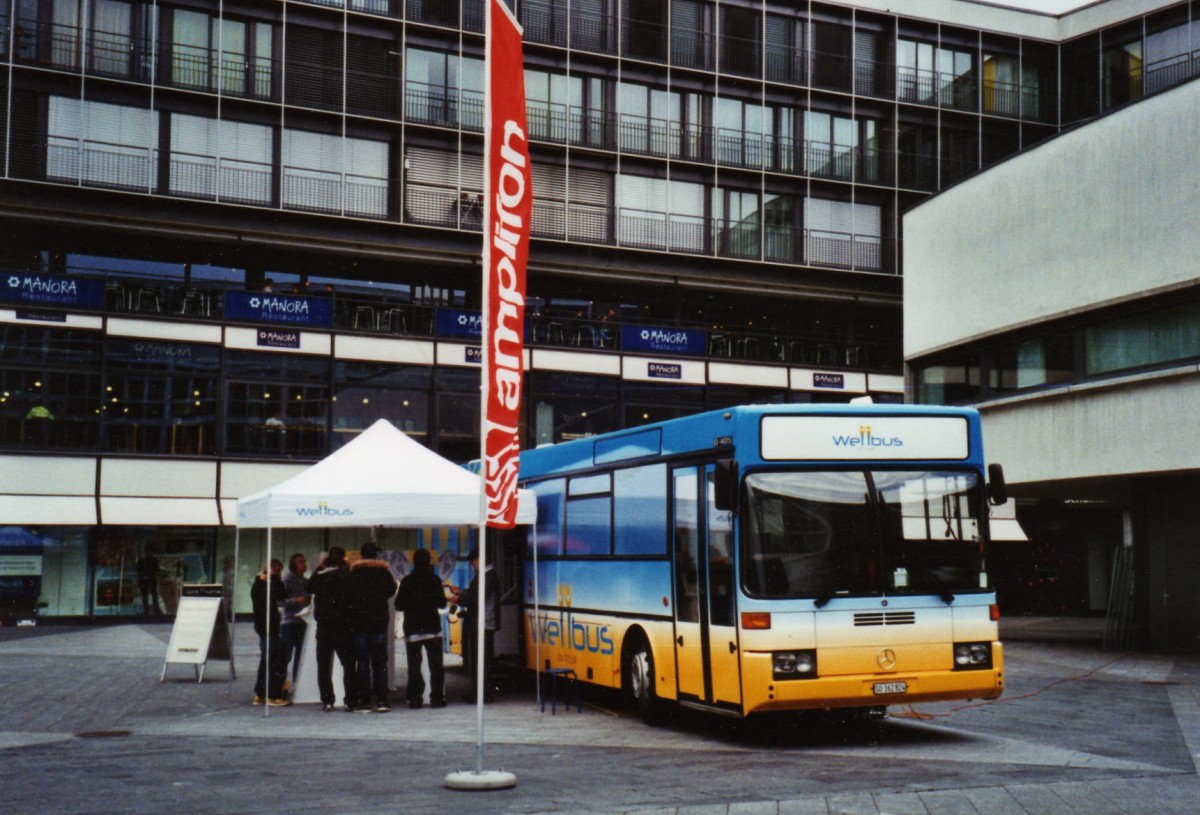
[444,769,517,790]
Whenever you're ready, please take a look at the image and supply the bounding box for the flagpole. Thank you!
[446,0,519,790]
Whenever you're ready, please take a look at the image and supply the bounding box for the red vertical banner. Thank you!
[482,0,530,528]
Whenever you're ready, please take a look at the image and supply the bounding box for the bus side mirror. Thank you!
[987,463,1008,506]
[714,458,738,511]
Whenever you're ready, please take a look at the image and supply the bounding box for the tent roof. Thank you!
[235,419,536,528]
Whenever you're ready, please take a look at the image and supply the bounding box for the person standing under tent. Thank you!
[307,546,358,713]
[348,542,398,713]
[251,559,290,707]
[394,548,448,709]
[450,547,500,703]
[279,553,310,692]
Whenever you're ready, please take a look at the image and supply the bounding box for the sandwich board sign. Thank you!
[160,583,234,683]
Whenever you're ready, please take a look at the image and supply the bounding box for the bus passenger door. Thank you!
[672,465,743,709]
[672,468,705,701]
[705,465,741,707]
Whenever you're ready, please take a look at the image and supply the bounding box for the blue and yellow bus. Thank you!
[518,404,1008,721]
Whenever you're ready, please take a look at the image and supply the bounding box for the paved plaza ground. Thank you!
[0,618,1197,814]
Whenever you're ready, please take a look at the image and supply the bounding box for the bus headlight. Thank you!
[773,649,817,680]
[953,642,992,670]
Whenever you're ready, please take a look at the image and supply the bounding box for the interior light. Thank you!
[111,397,119,403]
[362,398,369,405]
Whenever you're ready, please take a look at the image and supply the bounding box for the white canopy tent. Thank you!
[236,418,536,529]
[233,418,536,715]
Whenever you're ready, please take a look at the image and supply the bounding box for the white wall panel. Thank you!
[905,80,1200,358]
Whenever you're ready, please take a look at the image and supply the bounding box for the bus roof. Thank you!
[520,403,985,477]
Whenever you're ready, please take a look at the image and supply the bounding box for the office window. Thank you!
[982,53,1020,115]
[913,360,982,405]
[283,130,389,218]
[520,0,567,47]
[941,127,978,184]
[526,69,577,143]
[332,362,431,451]
[899,39,975,110]
[897,122,937,190]
[621,0,666,63]
[170,10,272,98]
[714,96,769,169]
[102,338,219,455]
[617,174,705,254]
[286,25,343,111]
[570,0,611,53]
[713,187,760,259]
[672,0,712,71]
[766,15,807,85]
[720,5,760,77]
[804,198,880,271]
[14,0,82,68]
[812,19,852,93]
[403,145,483,229]
[991,334,1074,392]
[0,327,103,452]
[804,111,855,180]
[47,97,158,191]
[525,70,607,150]
[90,0,154,80]
[567,167,612,244]
[618,81,682,157]
[763,194,800,262]
[405,48,484,130]
[1145,18,1196,93]
[169,114,273,205]
[1102,33,1143,108]
[1086,303,1200,375]
[224,351,329,458]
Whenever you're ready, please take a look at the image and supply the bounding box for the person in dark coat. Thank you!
[348,542,398,712]
[306,546,357,712]
[137,554,162,615]
[451,547,500,703]
[394,548,448,709]
[251,559,290,706]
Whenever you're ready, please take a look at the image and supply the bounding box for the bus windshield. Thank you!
[741,470,986,601]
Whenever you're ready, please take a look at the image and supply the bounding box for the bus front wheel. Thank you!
[623,634,664,725]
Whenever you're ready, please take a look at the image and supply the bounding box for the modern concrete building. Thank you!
[905,72,1200,653]
[0,0,1196,623]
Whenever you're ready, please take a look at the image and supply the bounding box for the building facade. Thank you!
[905,64,1200,653]
[0,0,1195,620]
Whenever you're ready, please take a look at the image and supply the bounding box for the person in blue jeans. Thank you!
[279,553,310,690]
[251,559,290,706]
[348,542,398,712]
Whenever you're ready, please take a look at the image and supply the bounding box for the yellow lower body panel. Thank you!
[741,646,1004,715]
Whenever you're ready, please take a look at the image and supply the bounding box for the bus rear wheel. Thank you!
[622,634,664,725]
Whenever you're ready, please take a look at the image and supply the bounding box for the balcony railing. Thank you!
[618,208,706,254]
[47,137,157,192]
[404,82,484,130]
[898,66,978,112]
[169,154,274,205]
[622,19,667,64]
[283,166,388,219]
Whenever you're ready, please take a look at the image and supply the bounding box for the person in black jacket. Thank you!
[251,559,290,706]
[450,547,501,703]
[306,546,357,712]
[394,548,448,709]
[348,542,398,712]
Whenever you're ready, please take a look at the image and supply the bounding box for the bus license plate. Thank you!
[873,681,908,695]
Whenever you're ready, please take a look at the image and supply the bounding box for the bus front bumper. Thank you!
[740,650,1004,715]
